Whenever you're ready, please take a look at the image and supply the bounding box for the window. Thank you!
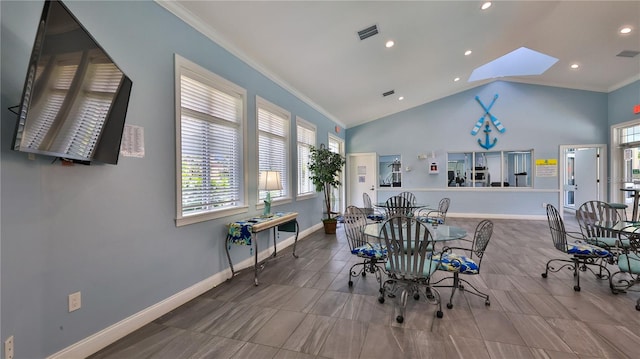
[257,97,289,203]
[379,154,402,187]
[328,134,345,213]
[621,124,640,145]
[447,150,533,188]
[175,55,247,226]
[296,117,316,197]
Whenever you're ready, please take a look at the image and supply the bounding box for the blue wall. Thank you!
[608,80,640,127]
[1,1,638,357]
[1,1,341,358]
[346,80,611,215]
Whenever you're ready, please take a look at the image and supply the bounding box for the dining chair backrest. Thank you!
[343,205,369,252]
[576,200,621,240]
[362,192,374,215]
[438,198,451,216]
[470,219,494,264]
[380,215,436,281]
[385,195,412,218]
[546,204,568,253]
[398,191,417,205]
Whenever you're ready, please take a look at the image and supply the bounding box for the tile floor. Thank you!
[89,216,640,359]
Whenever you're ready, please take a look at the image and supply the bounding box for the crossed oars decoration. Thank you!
[471,94,505,150]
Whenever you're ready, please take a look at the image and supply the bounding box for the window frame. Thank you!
[256,96,291,209]
[174,54,248,226]
[296,117,317,199]
[446,149,534,189]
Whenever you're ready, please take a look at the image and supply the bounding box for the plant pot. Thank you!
[323,219,338,234]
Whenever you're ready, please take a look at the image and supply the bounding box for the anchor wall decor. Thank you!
[471,94,506,150]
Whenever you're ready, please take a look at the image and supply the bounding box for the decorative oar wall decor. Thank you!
[471,94,506,150]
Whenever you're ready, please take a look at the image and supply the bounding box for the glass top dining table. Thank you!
[363,222,467,242]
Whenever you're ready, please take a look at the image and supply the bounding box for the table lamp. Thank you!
[259,170,282,217]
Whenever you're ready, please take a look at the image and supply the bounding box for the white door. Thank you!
[573,147,599,208]
[347,153,377,207]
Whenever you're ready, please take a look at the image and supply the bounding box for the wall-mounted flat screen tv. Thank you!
[11,0,132,165]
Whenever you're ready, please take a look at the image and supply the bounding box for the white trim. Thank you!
[174,54,248,226]
[296,117,317,197]
[328,134,345,214]
[256,96,291,205]
[46,223,322,359]
[558,144,607,219]
[610,118,640,204]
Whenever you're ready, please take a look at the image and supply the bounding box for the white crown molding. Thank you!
[154,1,345,129]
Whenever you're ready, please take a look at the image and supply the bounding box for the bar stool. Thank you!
[608,202,628,221]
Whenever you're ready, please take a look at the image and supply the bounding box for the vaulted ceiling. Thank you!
[158,1,640,128]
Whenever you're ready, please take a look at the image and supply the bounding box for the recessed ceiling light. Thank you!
[570,63,580,69]
[620,26,632,34]
[464,50,472,56]
[398,96,404,101]
[454,77,460,82]
[481,2,492,10]
[385,40,395,48]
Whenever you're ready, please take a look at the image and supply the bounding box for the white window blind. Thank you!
[257,98,289,201]
[297,118,316,196]
[177,64,245,221]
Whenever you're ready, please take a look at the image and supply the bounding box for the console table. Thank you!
[225,212,299,285]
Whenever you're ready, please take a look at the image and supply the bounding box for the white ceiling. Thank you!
[158,1,640,128]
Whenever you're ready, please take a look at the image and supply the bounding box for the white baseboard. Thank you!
[47,223,321,359]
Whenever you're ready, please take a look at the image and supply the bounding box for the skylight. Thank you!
[468,47,558,82]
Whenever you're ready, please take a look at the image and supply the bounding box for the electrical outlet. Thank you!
[68,291,81,312]
[4,335,14,359]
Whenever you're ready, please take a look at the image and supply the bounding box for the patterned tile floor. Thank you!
[89,216,640,359]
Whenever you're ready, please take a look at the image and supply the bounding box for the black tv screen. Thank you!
[11,0,132,164]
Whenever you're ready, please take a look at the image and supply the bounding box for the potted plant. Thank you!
[308,144,346,234]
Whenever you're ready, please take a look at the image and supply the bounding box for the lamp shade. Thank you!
[258,171,283,191]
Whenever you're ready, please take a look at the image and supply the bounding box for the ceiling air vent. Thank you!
[382,90,395,97]
[617,50,640,58]
[358,24,379,41]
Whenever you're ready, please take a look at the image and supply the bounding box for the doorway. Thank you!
[610,119,640,219]
[560,144,606,218]
[347,153,377,208]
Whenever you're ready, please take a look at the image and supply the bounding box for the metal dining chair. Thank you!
[416,197,450,225]
[542,204,613,291]
[398,191,416,205]
[576,200,629,257]
[362,192,385,222]
[431,219,493,309]
[343,206,386,291]
[610,225,640,311]
[384,195,413,218]
[378,214,443,322]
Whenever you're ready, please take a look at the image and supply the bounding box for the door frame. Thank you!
[610,119,640,204]
[346,152,377,208]
[559,144,607,219]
